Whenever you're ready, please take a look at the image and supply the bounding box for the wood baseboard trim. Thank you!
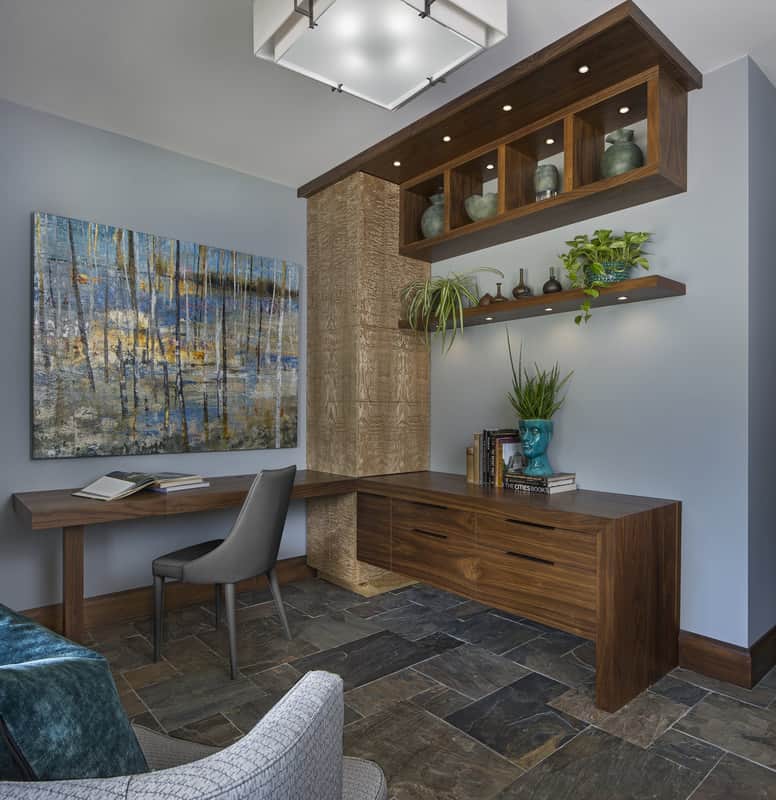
[21,556,314,635]
[679,624,776,689]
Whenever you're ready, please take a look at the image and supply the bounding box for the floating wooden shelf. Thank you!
[399,275,685,330]
[298,2,702,264]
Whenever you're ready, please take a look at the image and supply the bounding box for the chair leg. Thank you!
[214,584,223,628]
[268,568,292,641]
[224,583,238,680]
[153,575,165,662]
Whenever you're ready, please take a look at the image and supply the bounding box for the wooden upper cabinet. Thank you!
[297,2,701,263]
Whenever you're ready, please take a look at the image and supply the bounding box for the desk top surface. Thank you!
[13,470,355,530]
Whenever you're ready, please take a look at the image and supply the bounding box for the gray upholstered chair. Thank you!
[152,465,297,679]
[0,670,388,800]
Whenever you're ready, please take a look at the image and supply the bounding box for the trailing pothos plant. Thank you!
[506,332,573,420]
[559,229,651,324]
[401,267,504,353]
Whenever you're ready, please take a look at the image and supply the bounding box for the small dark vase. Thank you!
[478,293,494,306]
[542,267,563,294]
[493,283,507,302]
[512,268,532,299]
[601,128,644,179]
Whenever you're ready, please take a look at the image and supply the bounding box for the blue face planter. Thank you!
[518,419,554,477]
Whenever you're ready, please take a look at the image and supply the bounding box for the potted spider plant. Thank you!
[506,332,572,477]
[401,267,504,352]
[559,229,651,324]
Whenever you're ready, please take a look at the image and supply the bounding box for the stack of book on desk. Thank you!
[503,472,577,495]
[74,471,209,501]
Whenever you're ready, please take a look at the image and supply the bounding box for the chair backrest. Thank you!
[183,465,296,585]
[0,670,345,800]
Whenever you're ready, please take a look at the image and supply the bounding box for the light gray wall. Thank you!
[0,99,307,612]
[430,60,752,647]
[747,59,776,646]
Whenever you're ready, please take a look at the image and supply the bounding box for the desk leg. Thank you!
[62,525,85,642]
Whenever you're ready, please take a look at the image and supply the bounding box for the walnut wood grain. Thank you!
[356,493,391,571]
[13,471,357,531]
[392,498,475,542]
[62,526,85,641]
[297,2,701,198]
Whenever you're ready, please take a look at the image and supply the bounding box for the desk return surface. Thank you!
[356,471,682,712]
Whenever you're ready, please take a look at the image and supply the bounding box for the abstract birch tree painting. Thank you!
[32,212,300,458]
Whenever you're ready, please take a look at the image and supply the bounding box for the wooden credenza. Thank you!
[356,471,681,712]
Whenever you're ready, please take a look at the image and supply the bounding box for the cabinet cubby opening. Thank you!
[448,150,500,230]
[400,174,446,246]
[504,121,566,212]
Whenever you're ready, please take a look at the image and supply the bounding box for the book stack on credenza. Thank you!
[503,471,577,495]
[471,429,523,486]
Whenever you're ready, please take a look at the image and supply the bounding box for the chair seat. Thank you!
[152,540,223,580]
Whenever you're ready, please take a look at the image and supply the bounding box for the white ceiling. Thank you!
[1,0,775,189]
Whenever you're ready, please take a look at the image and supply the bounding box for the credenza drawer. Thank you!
[392,498,475,541]
[477,545,597,639]
[392,527,478,596]
[477,514,597,575]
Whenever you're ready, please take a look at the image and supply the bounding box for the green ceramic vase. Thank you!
[420,193,445,239]
[601,128,644,178]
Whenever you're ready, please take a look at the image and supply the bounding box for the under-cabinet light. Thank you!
[578,65,590,74]
[502,104,513,111]
[545,137,555,145]
[619,105,630,114]
[617,296,628,301]
[484,316,494,321]
[545,307,553,312]
[393,160,401,166]
[486,163,495,170]
[442,135,452,142]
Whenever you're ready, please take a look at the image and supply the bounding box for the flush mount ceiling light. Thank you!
[253,0,507,110]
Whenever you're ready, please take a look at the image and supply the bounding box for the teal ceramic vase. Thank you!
[601,128,644,178]
[519,419,554,477]
[421,193,445,239]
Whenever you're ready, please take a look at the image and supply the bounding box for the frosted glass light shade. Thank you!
[253,0,507,110]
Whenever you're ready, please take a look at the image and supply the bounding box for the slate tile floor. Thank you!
[91,578,776,799]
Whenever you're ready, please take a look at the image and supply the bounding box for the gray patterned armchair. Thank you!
[0,671,386,800]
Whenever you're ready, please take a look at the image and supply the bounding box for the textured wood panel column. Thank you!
[307,172,430,594]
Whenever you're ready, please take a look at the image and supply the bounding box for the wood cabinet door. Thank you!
[357,493,391,570]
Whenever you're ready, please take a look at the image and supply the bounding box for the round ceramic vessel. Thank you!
[421,193,445,239]
[601,128,644,178]
[464,193,499,222]
[534,164,560,197]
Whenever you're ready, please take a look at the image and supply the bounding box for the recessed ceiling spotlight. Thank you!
[619,105,630,115]
[442,135,452,142]
[502,104,513,111]
[545,137,556,145]
[486,163,495,170]
[617,295,628,301]
[578,65,590,74]
[393,160,401,167]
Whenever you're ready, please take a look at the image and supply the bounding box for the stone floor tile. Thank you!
[346,594,416,619]
[548,684,612,726]
[118,685,147,718]
[291,610,383,651]
[129,711,163,734]
[414,644,529,700]
[495,727,702,800]
[122,659,178,690]
[671,666,776,708]
[97,634,154,672]
[280,579,365,617]
[370,603,454,641]
[134,604,215,642]
[293,631,460,691]
[159,635,228,675]
[88,620,145,643]
[441,612,539,654]
[345,702,522,800]
[345,668,437,718]
[676,692,776,768]
[410,682,473,719]
[648,729,723,776]
[572,640,596,669]
[692,753,776,799]
[504,632,595,688]
[168,713,242,747]
[598,691,689,749]
[447,672,585,770]
[390,585,468,611]
[649,674,708,707]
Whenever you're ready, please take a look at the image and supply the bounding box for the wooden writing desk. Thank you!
[12,471,355,642]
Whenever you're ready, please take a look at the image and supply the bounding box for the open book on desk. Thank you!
[73,471,209,501]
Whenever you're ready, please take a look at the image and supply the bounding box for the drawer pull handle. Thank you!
[506,550,554,566]
[412,528,448,540]
[505,518,556,531]
[411,501,449,511]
